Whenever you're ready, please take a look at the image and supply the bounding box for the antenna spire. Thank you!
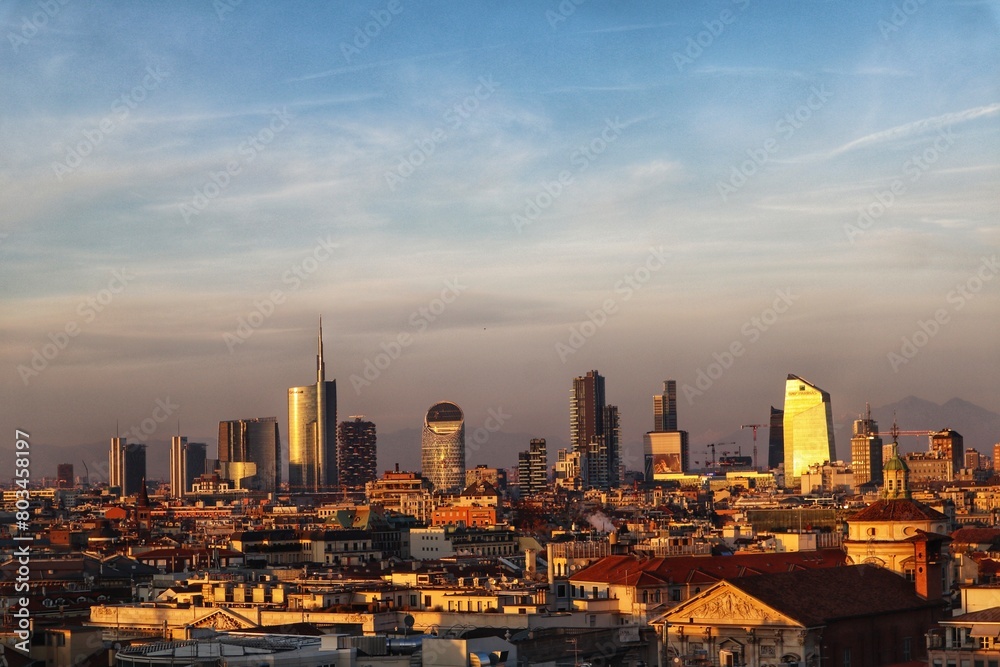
[317,316,325,383]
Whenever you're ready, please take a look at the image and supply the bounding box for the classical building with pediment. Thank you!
[651,564,943,667]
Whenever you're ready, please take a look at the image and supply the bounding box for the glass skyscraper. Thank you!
[288,320,337,492]
[782,374,836,487]
[653,379,677,431]
[421,401,465,493]
[218,418,279,492]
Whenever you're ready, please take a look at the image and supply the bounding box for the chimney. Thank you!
[913,531,943,601]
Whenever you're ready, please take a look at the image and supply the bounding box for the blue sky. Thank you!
[2,1,998,475]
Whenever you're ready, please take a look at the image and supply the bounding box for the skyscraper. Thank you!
[421,401,465,493]
[56,463,74,489]
[109,438,146,497]
[850,407,883,491]
[288,320,337,492]
[653,380,677,431]
[782,374,835,487]
[569,370,620,488]
[518,438,548,495]
[218,418,280,492]
[170,436,207,498]
[337,416,377,490]
[768,406,784,470]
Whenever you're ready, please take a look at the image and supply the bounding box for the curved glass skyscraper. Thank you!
[421,401,465,493]
[782,374,836,487]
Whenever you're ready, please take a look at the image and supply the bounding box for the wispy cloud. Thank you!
[828,103,1000,157]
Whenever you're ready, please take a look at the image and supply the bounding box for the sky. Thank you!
[2,1,998,479]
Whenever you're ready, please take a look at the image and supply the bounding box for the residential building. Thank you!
[570,370,620,488]
[56,463,74,489]
[420,401,465,494]
[800,460,854,494]
[337,416,377,490]
[517,438,548,495]
[465,464,507,491]
[170,436,207,498]
[288,320,337,491]
[366,469,435,522]
[850,409,883,491]
[932,428,965,473]
[782,374,836,488]
[109,438,146,497]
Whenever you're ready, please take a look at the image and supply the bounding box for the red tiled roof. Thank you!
[569,548,846,587]
[728,564,939,627]
[951,527,1000,546]
[848,498,947,522]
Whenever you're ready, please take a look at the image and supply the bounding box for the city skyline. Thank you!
[2,2,998,471]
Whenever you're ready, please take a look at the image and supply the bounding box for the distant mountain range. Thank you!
[16,397,1000,484]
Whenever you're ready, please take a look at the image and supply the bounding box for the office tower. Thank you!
[337,416,377,490]
[768,406,784,469]
[643,430,690,480]
[56,463,73,489]
[288,320,337,492]
[109,437,145,495]
[218,418,280,492]
[569,370,620,488]
[850,407,883,491]
[782,374,836,487]
[931,429,964,472]
[653,380,678,431]
[421,401,465,493]
[170,436,207,498]
[965,448,984,470]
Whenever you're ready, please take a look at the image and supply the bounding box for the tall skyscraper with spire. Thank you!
[288,319,337,492]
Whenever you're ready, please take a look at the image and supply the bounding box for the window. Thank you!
[843,648,851,667]
[903,636,912,661]
[557,584,566,598]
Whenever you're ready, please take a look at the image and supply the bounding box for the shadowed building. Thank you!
[288,320,337,492]
[218,418,279,492]
[768,405,784,469]
[653,379,677,431]
[850,407,883,492]
[421,401,465,493]
[109,438,146,497]
[570,370,620,488]
[782,374,835,488]
[169,436,207,498]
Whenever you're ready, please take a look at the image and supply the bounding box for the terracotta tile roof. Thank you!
[729,564,939,627]
[569,548,846,587]
[848,498,948,522]
[952,527,1000,547]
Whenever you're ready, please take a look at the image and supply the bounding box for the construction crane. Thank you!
[741,424,768,471]
[81,460,90,488]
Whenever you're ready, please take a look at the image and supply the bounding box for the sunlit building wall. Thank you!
[782,374,835,487]
[288,322,337,492]
[421,401,465,494]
